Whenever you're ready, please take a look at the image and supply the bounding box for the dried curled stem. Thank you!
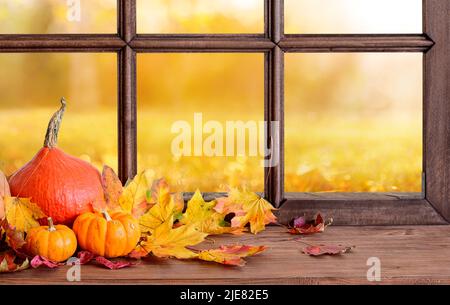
[44,98,66,148]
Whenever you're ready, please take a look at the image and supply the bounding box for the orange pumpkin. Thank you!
[8,99,104,225]
[25,217,77,262]
[73,210,140,258]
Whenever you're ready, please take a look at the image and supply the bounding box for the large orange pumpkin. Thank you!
[73,210,140,258]
[25,217,77,262]
[8,99,104,225]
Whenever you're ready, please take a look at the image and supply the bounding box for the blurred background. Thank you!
[0,0,422,193]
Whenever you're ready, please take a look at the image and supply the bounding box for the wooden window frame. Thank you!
[0,0,448,225]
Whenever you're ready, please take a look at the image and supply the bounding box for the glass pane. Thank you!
[137,0,263,33]
[285,53,422,192]
[0,0,116,33]
[285,0,422,34]
[0,53,117,175]
[137,53,264,192]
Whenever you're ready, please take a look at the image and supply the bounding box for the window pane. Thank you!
[285,0,422,34]
[285,53,422,192]
[137,53,264,192]
[137,0,263,33]
[0,0,116,33]
[0,53,117,175]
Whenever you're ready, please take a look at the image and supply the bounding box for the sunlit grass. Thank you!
[0,109,421,193]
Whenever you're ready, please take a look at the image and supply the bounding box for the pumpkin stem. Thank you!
[47,217,56,232]
[44,98,66,148]
[102,210,112,222]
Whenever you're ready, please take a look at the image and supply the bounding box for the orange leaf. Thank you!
[302,244,354,256]
[215,189,277,234]
[101,165,123,212]
[198,245,267,266]
[288,214,332,235]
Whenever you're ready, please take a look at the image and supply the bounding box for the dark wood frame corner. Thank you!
[0,0,448,226]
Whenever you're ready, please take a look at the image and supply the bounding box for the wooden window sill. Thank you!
[1,226,450,285]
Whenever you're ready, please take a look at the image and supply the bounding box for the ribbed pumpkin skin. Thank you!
[9,147,104,225]
[25,224,77,262]
[73,211,141,258]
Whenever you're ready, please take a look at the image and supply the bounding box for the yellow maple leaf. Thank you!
[139,179,183,233]
[139,194,183,233]
[215,188,277,234]
[138,215,207,259]
[3,197,46,232]
[180,190,243,235]
[1,169,11,220]
[198,245,267,266]
[119,169,154,218]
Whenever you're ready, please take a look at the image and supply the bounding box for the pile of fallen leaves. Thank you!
[0,166,276,272]
[1,165,355,274]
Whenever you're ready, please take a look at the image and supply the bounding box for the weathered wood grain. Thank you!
[279,34,434,52]
[130,35,274,52]
[118,46,137,183]
[0,34,125,52]
[2,226,450,285]
[118,0,136,43]
[264,46,284,207]
[277,197,447,225]
[424,0,450,221]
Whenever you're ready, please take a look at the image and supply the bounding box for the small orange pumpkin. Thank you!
[25,217,77,262]
[73,210,140,258]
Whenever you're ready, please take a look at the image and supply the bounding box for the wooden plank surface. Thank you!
[2,226,450,285]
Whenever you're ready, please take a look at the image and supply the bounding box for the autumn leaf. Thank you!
[139,179,183,233]
[216,188,277,234]
[0,170,10,220]
[147,179,170,206]
[95,256,134,270]
[101,165,123,212]
[302,244,354,256]
[180,190,243,235]
[3,197,46,232]
[1,219,26,253]
[76,251,95,264]
[288,214,332,235]
[198,245,267,266]
[30,255,63,269]
[74,251,134,269]
[0,251,29,273]
[119,170,154,218]
[135,216,207,259]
